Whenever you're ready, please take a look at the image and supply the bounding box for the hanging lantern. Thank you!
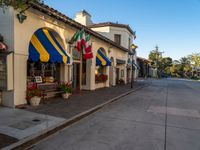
[16,13,27,24]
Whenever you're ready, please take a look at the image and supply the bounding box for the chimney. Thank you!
[74,9,93,26]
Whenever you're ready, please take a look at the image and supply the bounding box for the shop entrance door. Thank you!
[73,63,80,91]
[116,68,119,84]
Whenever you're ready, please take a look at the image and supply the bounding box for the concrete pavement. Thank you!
[0,108,65,149]
[32,79,200,150]
[1,82,145,149]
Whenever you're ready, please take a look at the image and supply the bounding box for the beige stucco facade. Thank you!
[0,7,129,107]
[89,26,137,83]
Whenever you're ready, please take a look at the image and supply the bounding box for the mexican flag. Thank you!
[84,34,93,59]
[80,29,86,49]
[85,34,92,53]
[71,29,93,59]
[71,30,81,51]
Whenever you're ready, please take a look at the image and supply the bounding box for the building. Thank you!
[75,10,137,84]
[137,57,157,78]
[0,2,135,107]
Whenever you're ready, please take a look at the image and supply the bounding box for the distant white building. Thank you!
[75,10,138,83]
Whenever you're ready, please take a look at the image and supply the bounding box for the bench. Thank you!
[37,83,64,99]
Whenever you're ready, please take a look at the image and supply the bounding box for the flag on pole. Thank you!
[83,34,93,59]
[71,29,93,59]
[71,30,81,51]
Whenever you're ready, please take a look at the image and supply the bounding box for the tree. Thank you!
[149,46,162,64]
[148,46,163,72]
[0,0,43,12]
[160,57,172,75]
[188,53,200,67]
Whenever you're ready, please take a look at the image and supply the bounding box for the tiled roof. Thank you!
[88,22,134,35]
[28,1,129,52]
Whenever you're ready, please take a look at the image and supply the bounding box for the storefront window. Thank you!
[27,61,60,84]
[0,56,7,90]
[95,66,107,83]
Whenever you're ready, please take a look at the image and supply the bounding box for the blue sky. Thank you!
[44,0,200,60]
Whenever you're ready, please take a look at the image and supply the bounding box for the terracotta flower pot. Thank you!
[62,93,70,99]
[30,96,41,106]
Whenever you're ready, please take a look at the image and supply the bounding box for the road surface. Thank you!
[31,79,200,150]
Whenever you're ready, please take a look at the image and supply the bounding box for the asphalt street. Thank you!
[31,79,200,150]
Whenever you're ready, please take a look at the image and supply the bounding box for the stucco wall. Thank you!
[3,8,129,106]
[91,26,134,50]
[13,9,76,106]
[91,27,112,40]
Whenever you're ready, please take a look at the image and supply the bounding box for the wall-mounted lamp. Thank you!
[17,12,27,24]
[108,46,112,54]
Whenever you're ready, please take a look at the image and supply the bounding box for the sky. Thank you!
[44,0,200,60]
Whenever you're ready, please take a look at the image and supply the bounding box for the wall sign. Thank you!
[0,56,7,90]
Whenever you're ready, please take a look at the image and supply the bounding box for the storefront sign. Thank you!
[72,48,81,60]
[0,56,7,90]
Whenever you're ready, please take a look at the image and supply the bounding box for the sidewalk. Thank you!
[0,82,145,149]
[27,82,144,119]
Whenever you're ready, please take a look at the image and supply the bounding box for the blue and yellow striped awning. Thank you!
[96,48,111,66]
[28,28,70,63]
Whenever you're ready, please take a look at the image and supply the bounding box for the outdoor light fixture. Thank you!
[17,13,27,24]
[130,43,138,88]
[108,46,112,54]
[131,44,138,50]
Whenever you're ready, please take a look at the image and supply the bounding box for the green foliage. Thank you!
[59,82,72,93]
[0,0,43,12]
[149,46,172,76]
[188,53,200,67]
[148,46,199,79]
[169,57,193,78]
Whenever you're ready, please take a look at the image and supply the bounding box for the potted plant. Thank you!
[59,82,72,99]
[95,74,108,83]
[26,87,42,106]
[118,78,125,84]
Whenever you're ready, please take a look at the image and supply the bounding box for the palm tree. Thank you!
[188,53,200,67]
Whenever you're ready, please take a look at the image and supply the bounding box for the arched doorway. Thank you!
[27,27,70,98]
[95,47,111,85]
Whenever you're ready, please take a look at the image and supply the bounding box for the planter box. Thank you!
[30,96,41,106]
[62,93,71,99]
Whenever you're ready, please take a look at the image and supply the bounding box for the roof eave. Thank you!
[29,2,129,53]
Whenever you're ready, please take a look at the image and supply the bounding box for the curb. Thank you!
[3,84,147,150]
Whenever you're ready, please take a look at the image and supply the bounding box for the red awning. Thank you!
[0,42,7,51]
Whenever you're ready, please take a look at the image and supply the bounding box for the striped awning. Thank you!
[28,28,70,63]
[96,48,111,66]
[133,62,140,70]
